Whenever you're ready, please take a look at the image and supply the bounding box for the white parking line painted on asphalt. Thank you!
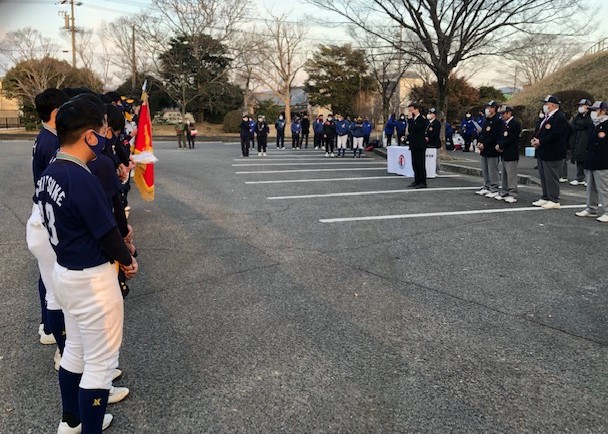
[268,186,479,200]
[245,176,404,184]
[236,167,388,174]
[232,161,382,167]
[319,204,585,223]
[233,157,377,161]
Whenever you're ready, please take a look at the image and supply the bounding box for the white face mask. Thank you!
[539,112,545,119]
[578,106,587,114]
[542,104,550,114]
[428,114,435,121]
[466,114,471,119]
[484,108,491,117]
[279,116,284,120]
[591,111,598,122]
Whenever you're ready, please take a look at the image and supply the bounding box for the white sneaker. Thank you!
[108,386,129,404]
[39,324,56,345]
[262,152,267,156]
[281,147,285,150]
[597,214,608,223]
[532,199,548,207]
[570,180,582,186]
[575,210,598,218]
[325,152,329,157]
[485,192,499,198]
[330,153,335,157]
[54,348,61,371]
[57,413,113,433]
[475,188,490,196]
[112,369,123,381]
[314,146,318,149]
[559,178,568,183]
[257,152,262,156]
[494,195,504,201]
[541,201,561,209]
[504,196,518,204]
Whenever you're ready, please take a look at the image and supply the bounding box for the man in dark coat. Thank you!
[475,101,503,198]
[531,95,569,208]
[495,106,521,203]
[407,103,428,188]
[569,99,594,186]
[301,114,310,148]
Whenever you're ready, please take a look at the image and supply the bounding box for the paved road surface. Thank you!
[1,140,606,433]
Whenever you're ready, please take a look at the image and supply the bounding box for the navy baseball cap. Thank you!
[499,105,514,113]
[589,101,608,111]
[485,100,499,108]
[542,95,561,104]
[428,108,437,114]
[578,99,592,106]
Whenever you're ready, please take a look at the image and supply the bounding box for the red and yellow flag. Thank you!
[133,90,155,201]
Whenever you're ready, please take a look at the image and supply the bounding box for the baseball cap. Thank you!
[578,99,592,106]
[485,100,499,108]
[428,107,437,114]
[589,101,608,111]
[541,95,561,104]
[499,105,514,113]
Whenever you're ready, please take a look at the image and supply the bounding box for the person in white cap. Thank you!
[530,95,569,209]
[575,101,608,222]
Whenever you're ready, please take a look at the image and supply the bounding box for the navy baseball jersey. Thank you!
[36,154,117,270]
[88,153,121,200]
[32,125,59,202]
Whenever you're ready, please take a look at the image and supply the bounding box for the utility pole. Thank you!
[58,0,82,68]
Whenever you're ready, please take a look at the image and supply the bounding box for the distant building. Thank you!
[156,108,195,124]
[499,86,522,100]
[393,72,424,114]
[252,86,311,113]
[0,80,21,128]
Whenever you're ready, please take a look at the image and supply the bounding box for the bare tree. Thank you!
[504,35,582,87]
[308,0,583,151]
[60,29,95,69]
[135,0,247,117]
[251,12,307,124]
[352,28,414,122]
[232,31,265,114]
[0,27,58,65]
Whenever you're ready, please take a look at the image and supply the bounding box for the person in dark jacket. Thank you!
[384,114,396,146]
[407,103,428,188]
[335,114,350,157]
[239,115,251,157]
[460,112,476,152]
[576,101,608,222]
[301,114,310,148]
[425,108,441,173]
[248,117,256,150]
[531,95,569,208]
[313,114,324,149]
[323,114,336,157]
[396,113,408,145]
[475,101,503,198]
[291,117,302,149]
[275,114,286,149]
[351,117,365,158]
[362,118,373,148]
[495,106,521,203]
[569,99,594,186]
[255,115,270,156]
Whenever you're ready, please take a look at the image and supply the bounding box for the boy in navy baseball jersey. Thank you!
[27,88,68,355]
[37,97,138,434]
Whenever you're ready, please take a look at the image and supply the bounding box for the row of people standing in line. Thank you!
[238,113,375,157]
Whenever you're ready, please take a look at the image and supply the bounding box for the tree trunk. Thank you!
[436,74,452,161]
[284,87,292,138]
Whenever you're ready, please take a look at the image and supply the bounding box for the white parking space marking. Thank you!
[236,167,388,174]
[319,205,585,223]
[268,187,479,200]
[233,157,377,161]
[245,176,405,184]
[232,161,383,167]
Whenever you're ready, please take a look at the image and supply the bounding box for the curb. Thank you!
[372,147,541,187]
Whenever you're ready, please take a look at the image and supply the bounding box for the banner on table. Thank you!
[387,146,437,178]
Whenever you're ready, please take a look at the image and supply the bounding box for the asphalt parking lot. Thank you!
[1,139,606,433]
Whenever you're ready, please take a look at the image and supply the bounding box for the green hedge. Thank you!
[223,109,244,133]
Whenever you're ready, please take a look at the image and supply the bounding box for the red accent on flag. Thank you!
[133,95,155,201]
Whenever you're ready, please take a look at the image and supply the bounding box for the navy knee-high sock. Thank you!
[79,388,109,434]
[47,309,66,354]
[38,277,51,334]
[59,368,82,427]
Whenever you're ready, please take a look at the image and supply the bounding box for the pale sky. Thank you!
[0,0,606,88]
